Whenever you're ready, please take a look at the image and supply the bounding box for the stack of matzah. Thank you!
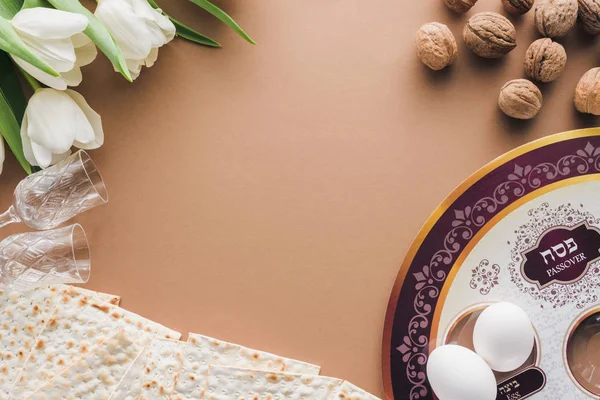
[0,285,380,399]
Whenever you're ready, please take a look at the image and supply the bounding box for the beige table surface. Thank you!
[1,0,600,397]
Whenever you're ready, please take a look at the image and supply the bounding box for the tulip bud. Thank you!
[21,89,103,168]
[9,8,96,90]
[95,0,175,79]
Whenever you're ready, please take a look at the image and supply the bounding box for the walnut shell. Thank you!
[535,0,579,38]
[463,12,517,58]
[574,67,600,115]
[578,0,600,35]
[499,79,543,119]
[444,0,478,13]
[502,0,534,14]
[524,38,567,82]
[415,23,458,70]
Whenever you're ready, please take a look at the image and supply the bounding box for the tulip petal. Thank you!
[72,34,98,67]
[20,114,38,166]
[12,8,88,39]
[144,47,158,68]
[11,56,67,90]
[61,66,83,87]
[20,36,76,73]
[153,8,176,42]
[65,90,102,147]
[31,140,53,168]
[26,88,92,153]
[131,0,169,47]
[50,149,72,166]
[71,32,91,48]
[74,40,97,67]
[95,0,152,60]
[125,58,143,79]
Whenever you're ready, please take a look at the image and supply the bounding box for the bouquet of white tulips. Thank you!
[0,0,253,174]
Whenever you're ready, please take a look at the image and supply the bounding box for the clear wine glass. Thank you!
[0,224,91,288]
[0,150,108,230]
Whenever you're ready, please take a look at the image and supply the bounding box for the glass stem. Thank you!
[0,206,20,229]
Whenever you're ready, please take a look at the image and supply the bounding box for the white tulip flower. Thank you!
[10,8,96,91]
[21,89,104,168]
[95,0,175,79]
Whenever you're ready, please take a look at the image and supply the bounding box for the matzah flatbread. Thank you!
[28,329,146,400]
[205,366,341,400]
[139,338,185,399]
[0,286,58,398]
[66,286,120,305]
[0,285,118,398]
[10,290,180,397]
[171,333,321,400]
[336,381,381,400]
[110,344,150,400]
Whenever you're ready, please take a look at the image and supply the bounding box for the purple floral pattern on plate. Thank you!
[470,259,500,295]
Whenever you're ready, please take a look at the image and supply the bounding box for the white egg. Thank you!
[473,301,535,372]
[427,344,497,400]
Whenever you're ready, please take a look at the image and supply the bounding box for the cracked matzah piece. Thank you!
[171,333,321,400]
[205,366,341,400]
[110,344,150,400]
[139,338,185,399]
[336,381,381,400]
[0,285,107,397]
[28,329,146,400]
[10,290,180,398]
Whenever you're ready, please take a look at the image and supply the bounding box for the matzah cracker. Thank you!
[11,290,180,397]
[65,286,120,305]
[140,338,185,399]
[171,333,320,400]
[0,285,112,398]
[336,381,381,400]
[205,366,341,400]
[0,286,58,397]
[28,329,146,400]
[110,344,150,400]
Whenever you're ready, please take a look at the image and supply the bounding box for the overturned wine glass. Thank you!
[0,224,90,288]
[0,150,108,230]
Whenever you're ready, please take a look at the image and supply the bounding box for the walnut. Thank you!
[574,68,600,115]
[444,0,478,13]
[502,0,534,14]
[463,13,517,58]
[499,79,543,119]
[534,0,579,38]
[415,22,458,70]
[578,0,600,35]
[524,38,567,82]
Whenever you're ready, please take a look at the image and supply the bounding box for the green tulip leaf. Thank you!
[0,52,31,174]
[0,0,22,19]
[0,51,26,121]
[188,0,255,44]
[47,0,133,82]
[145,0,220,48]
[0,16,59,77]
[172,18,221,47]
[21,0,52,9]
[172,17,221,47]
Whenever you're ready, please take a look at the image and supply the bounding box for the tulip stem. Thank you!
[17,66,42,91]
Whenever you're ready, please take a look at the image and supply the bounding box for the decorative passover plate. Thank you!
[383,128,600,400]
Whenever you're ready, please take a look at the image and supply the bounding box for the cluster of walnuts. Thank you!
[415,0,600,120]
